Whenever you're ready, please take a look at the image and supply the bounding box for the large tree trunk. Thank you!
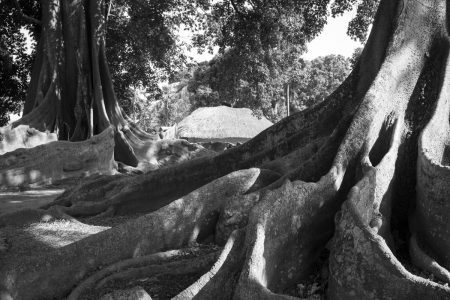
[3,0,212,175]
[12,0,163,167]
[2,0,450,299]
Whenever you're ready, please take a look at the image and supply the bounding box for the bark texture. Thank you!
[0,127,115,187]
[10,0,194,167]
[0,125,57,155]
[1,0,450,299]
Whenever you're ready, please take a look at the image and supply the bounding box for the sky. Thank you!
[9,6,365,123]
[186,8,365,63]
[21,6,364,63]
[302,9,364,60]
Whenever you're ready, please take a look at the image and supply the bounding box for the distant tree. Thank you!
[188,53,351,121]
[187,46,306,122]
[159,82,192,126]
[349,47,363,68]
[291,54,352,111]
[188,0,377,122]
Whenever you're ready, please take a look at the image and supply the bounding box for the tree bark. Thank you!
[2,0,450,299]
[12,0,164,167]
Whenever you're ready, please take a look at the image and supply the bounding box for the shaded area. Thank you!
[0,188,64,215]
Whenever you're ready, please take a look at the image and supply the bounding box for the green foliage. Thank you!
[126,82,192,131]
[290,55,352,111]
[331,0,380,42]
[159,82,192,126]
[188,53,352,121]
[105,0,206,115]
[0,0,40,126]
[194,0,330,53]
[187,49,270,119]
[187,0,377,122]
[0,0,379,127]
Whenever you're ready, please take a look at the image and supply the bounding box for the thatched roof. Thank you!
[177,106,273,143]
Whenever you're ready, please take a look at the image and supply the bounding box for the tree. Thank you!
[188,0,329,122]
[188,52,351,121]
[188,46,306,122]
[1,0,204,146]
[188,49,272,111]
[104,0,202,116]
[0,0,40,125]
[290,54,352,112]
[6,0,209,167]
[2,0,450,299]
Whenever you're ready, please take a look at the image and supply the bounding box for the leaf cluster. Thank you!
[187,52,353,121]
[105,0,205,113]
[0,0,40,125]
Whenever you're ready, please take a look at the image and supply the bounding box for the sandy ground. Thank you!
[0,188,64,215]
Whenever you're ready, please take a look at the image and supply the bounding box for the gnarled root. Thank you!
[174,230,247,300]
[69,247,220,300]
[232,173,341,300]
[0,125,57,155]
[409,234,450,283]
[4,1,450,299]
[45,162,280,218]
[0,127,116,187]
[329,186,450,299]
[0,168,277,299]
[406,40,450,284]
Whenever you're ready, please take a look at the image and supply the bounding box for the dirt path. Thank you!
[0,189,64,215]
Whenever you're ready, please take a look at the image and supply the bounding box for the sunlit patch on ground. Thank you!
[24,220,109,248]
[1,219,110,261]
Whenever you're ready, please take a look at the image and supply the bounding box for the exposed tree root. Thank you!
[3,0,450,299]
[45,163,281,218]
[8,0,215,167]
[95,251,218,290]
[69,247,220,300]
[99,286,151,300]
[0,168,277,299]
[329,186,450,299]
[71,249,194,297]
[413,48,450,274]
[233,177,340,300]
[409,233,450,283]
[174,230,247,300]
[0,205,80,228]
[0,125,57,155]
[0,127,116,187]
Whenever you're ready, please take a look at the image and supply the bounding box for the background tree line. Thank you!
[1,0,372,127]
[187,50,357,123]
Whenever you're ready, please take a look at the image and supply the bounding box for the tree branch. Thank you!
[12,0,41,25]
[229,0,243,16]
[105,0,113,21]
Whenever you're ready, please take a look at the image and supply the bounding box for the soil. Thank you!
[0,177,85,215]
[0,180,222,299]
[0,188,64,215]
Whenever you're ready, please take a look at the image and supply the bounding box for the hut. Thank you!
[176,106,273,143]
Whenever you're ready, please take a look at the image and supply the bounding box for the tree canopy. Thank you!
[105,0,207,115]
[0,0,380,126]
[187,52,352,121]
[0,0,205,124]
[0,0,40,125]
